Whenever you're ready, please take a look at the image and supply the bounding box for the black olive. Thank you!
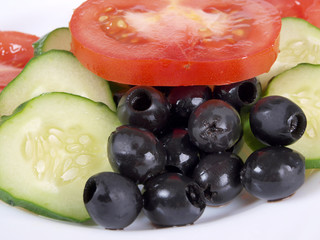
[212,77,262,112]
[83,172,143,230]
[108,125,167,184]
[161,128,199,177]
[117,86,171,133]
[240,146,305,201]
[143,172,206,227]
[188,99,242,152]
[250,95,307,146]
[193,152,244,206]
[167,85,212,127]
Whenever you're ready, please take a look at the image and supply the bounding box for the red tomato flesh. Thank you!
[305,0,320,29]
[0,64,22,91]
[265,0,320,29]
[0,31,39,68]
[70,0,281,86]
[0,31,38,90]
[264,0,307,18]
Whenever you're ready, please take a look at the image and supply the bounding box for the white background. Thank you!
[1,1,320,239]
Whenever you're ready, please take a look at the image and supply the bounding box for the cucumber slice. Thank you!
[0,92,121,222]
[257,17,320,89]
[0,50,116,117]
[244,63,320,168]
[33,27,71,56]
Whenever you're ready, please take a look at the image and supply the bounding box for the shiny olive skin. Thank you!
[167,86,212,127]
[212,78,261,112]
[193,152,244,206]
[199,135,244,157]
[143,172,206,227]
[250,95,307,146]
[161,128,199,177]
[240,146,305,201]
[83,172,143,230]
[188,99,242,152]
[226,134,244,154]
[117,86,171,133]
[108,125,167,184]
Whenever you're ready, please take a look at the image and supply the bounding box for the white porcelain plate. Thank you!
[1,1,320,239]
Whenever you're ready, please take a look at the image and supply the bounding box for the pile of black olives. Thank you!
[83,78,307,230]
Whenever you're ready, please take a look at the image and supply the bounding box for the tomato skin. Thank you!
[0,31,39,68]
[70,0,281,86]
[72,34,279,86]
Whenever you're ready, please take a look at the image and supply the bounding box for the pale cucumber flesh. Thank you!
[33,27,71,56]
[0,50,116,117]
[257,17,320,89]
[0,92,121,221]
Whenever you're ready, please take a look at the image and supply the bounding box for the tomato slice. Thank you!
[264,0,320,29]
[264,0,307,18]
[0,31,39,68]
[0,31,38,90]
[0,64,22,91]
[70,0,281,86]
[305,0,320,29]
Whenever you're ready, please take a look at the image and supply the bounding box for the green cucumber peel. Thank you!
[33,27,71,56]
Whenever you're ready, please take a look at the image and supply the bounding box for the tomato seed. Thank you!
[117,19,128,29]
[105,7,115,13]
[232,29,244,37]
[99,16,109,22]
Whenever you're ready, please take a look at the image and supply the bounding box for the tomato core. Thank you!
[98,3,253,48]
